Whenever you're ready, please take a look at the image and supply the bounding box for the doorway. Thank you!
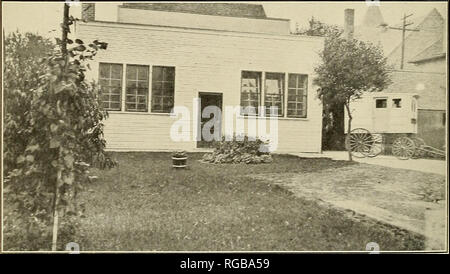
[197,92,223,148]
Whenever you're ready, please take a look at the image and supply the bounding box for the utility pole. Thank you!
[388,13,419,69]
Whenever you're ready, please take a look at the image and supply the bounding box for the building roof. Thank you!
[119,3,267,19]
[362,6,386,28]
[355,7,445,61]
[383,70,446,110]
[409,38,446,63]
[354,6,402,54]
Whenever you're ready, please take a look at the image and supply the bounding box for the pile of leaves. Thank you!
[202,135,273,164]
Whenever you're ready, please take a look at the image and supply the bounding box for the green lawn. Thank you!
[74,152,424,251]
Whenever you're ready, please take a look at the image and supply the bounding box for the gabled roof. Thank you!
[362,6,386,28]
[119,3,267,19]
[386,8,444,61]
[355,7,444,59]
[383,70,446,110]
[409,38,445,63]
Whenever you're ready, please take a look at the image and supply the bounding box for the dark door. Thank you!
[197,93,223,148]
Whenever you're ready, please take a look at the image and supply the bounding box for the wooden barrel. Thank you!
[172,156,187,168]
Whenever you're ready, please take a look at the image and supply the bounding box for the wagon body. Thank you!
[344,92,419,134]
[341,92,443,159]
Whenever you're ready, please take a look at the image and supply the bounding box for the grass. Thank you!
[73,152,424,251]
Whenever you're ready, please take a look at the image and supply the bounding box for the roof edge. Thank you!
[77,20,323,42]
[409,53,446,64]
[118,5,290,22]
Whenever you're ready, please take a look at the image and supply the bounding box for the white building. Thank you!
[76,3,324,153]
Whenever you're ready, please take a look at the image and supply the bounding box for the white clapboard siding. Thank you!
[76,21,324,153]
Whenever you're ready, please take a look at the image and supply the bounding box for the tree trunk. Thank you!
[345,102,353,161]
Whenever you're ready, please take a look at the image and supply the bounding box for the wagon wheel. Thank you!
[411,137,426,159]
[345,128,374,158]
[392,137,415,160]
[366,134,383,158]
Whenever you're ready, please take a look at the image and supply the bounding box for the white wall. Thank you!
[76,21,324,153]
[117,7,290,35]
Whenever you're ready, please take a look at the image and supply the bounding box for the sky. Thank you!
[2,1,447,39]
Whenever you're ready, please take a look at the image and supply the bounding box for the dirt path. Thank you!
[291,151,446,176]
[252,163,447,251]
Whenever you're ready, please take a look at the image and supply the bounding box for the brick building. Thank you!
[355,7,447,149]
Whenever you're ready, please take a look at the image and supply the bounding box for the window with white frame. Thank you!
[125,65,149,112]
[240,71,261,116]
[151,66,175,113]
[287,74,308,118]
[99,63,123,111]
[264,72,284,117]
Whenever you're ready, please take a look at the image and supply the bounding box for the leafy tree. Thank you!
[3,4,114,250]
[294,18,348,151]
[3,32,55,174]
[293,17,341,37]
[313,33,391,161]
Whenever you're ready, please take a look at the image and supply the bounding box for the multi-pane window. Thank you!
[240,71,261,115]
[264,73,284,116]
[152,66,175,113]
[126,65,149,112]
[287,74,308,118]
[99,63,123,111]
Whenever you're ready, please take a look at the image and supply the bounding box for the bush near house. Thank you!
[202,135,273,164]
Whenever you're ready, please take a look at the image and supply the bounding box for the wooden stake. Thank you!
[52,3,70,251]
[51,169,61,251]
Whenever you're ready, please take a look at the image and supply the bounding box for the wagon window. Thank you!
[99,63,123,111]
[240,71,262,116]
[151,66,175,113]
[126,65,149,112]
[392,98,402,108]
[375,99,387,108]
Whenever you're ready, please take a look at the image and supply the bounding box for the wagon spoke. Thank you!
[392,137,415,160]
[346,128,376,158]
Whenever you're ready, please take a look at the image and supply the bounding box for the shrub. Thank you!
[202,135,273,164]
[3,18,114,250]
[172,151,187,158]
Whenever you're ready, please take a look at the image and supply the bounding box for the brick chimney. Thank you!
[82,3,95,22]
[344,9,354,40]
